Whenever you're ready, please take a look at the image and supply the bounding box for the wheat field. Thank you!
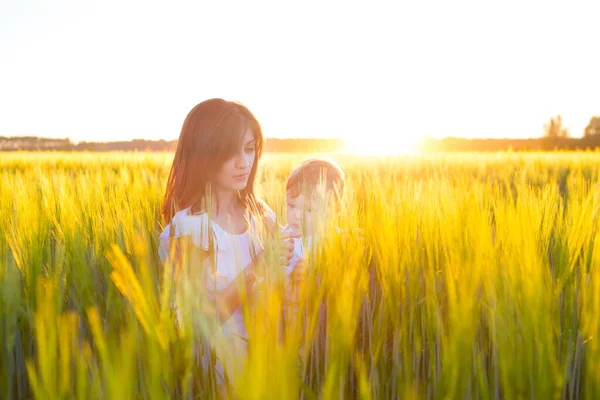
[1,151,600,399]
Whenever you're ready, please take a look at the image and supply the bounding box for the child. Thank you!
[282,158,345,323]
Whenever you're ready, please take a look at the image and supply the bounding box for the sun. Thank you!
[343,135,424,156]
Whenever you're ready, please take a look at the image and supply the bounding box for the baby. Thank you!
[282,159,345,320]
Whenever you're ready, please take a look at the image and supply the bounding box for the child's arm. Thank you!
[291,258,307,286]
[284,258,307,325]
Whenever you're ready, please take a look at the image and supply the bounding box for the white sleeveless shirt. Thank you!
[158,205,275,380]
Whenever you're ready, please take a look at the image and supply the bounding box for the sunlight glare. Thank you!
[343,134,424,156]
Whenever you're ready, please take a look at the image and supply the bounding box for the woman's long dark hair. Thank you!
[161,98,264,224]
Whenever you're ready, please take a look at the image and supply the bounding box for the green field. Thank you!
[1,151,600,399]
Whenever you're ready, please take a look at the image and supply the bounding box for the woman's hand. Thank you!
[253,227,300,279]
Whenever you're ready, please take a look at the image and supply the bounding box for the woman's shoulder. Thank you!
[160,207,212,249]
[172,207,210,230]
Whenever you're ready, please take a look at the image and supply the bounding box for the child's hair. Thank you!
[286,159,345,199]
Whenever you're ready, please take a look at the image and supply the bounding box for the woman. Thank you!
[158,98,299,389]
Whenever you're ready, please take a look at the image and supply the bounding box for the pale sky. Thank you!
[1,0,599,144]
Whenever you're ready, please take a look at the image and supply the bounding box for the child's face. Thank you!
[286,191,330,236]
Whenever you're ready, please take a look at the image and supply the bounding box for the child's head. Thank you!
[285,159,345,234]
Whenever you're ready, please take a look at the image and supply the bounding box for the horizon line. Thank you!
[1,134,583,143]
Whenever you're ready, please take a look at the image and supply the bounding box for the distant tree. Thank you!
[584,116,600,137]
[543,115,569,138]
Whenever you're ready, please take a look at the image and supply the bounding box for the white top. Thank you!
[158,204,275,379]
[285,227,341,272]
[286,236,311,275]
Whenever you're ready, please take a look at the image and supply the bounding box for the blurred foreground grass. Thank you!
[1,151,600,399]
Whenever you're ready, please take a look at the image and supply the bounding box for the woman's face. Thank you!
[213,129,256,192]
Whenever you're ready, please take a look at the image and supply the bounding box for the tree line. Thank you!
[1,116,599,152]
[0,137,343,153]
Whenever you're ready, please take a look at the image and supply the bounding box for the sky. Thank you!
[1,0,599,145]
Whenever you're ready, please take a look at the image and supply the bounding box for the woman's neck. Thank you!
[211,186,249,234]
[214,186,242,217]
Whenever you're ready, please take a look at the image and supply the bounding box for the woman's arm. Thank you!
[169,238,263,325]
[210,227,300,324]
[210,253,263,325]
[166,218,299,325]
